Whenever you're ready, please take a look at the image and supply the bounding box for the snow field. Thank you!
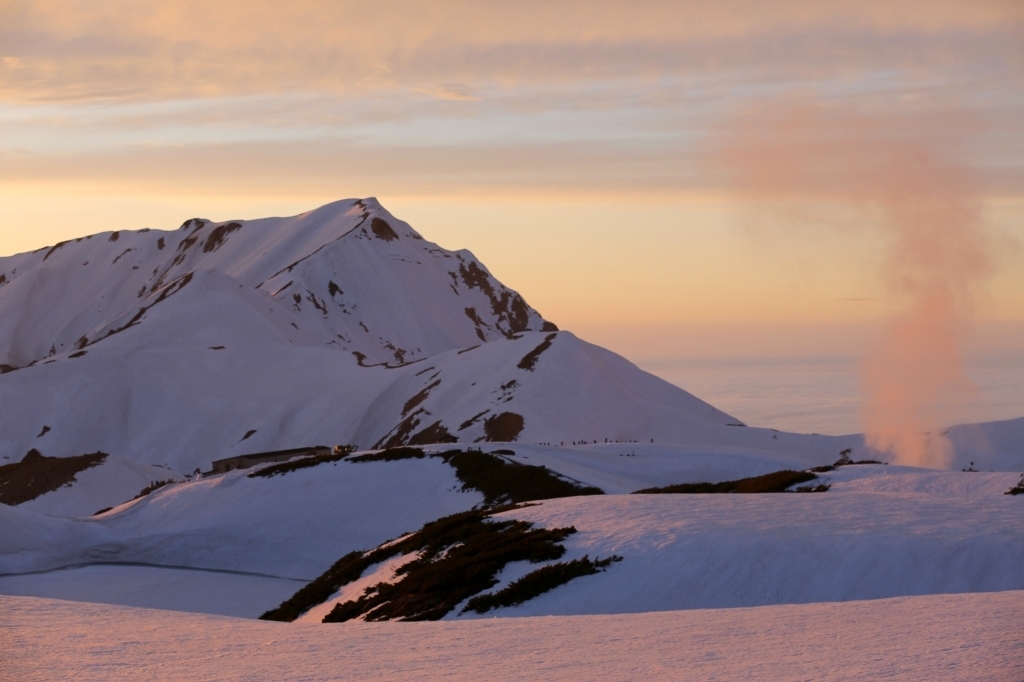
[473,483,1024,617]
[5,591,1022,681]
[0,564,303,618]
[17,456,178,518]
[0,457,482,577]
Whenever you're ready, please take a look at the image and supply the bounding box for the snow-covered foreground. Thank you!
[5,592,1023,681]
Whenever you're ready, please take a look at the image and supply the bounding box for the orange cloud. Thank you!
[2,0,1021,102]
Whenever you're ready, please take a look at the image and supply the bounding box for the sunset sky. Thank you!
[2,0,1022,362]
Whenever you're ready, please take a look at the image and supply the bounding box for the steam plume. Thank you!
[713,101,994,467]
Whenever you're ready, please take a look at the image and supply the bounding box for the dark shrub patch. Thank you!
[810,458,886,474]
[459,261,492,291]
[459,410,490,431]
[374,410,425,449]
[634,470,820,494]
[263,508,522,622]
[132,479,175,500]
[202,222,242,252]
[1006,475,1024,496]
[69,351,87,358]
[505,294,531,334]
[438,449,603,506]
[262,550,373,622]
[794,483,831,493]
[248,450,352,478]
[0,450,108,505]
[464,555,621,614]
[403,380,440,416]
[349,447,427,463]
[314,509,577,623]
[0,364,17,374]
[483,412,525,442]
[43,241,68,261]
[517,333,557,371]
[457,261,533,336]
[92,507,113,516]
[371,217,399,241]
[348,448,603,506]
[408,421,458,446]
[101,272,193,343]
[464,307,487,328]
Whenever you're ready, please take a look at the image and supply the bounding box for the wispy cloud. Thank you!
[411,84,480,101]
[2,1,1021,102]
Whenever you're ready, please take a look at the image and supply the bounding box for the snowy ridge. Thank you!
[0,197,553,371]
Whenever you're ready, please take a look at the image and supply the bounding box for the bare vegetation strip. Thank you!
[320,509,576,622]
[349,447,604,505]
[0,450,108,505]
[464,555,622,614]
[634,470,822,494]
[247,451,351,478]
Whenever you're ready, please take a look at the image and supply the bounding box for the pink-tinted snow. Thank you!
[4,592,1022,681]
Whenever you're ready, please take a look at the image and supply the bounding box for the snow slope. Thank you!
[0,565,303,618]
[947,416,1024,471]
[0,443,863,577]
[1,197,1020,522]
[6,592,1023,681]
[474,475,1024,617]
[287,465,1021,622]
[4,457,1021,620]
[0,457,482,578]
[0,198,551,369]
[17,456,178,518]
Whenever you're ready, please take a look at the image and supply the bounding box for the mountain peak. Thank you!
[0,198,555,369]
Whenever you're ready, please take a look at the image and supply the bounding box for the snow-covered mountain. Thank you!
[0,197,1020,520]
[0,198,552,370]
[0,198,749,479]
[2,198,1023,638]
